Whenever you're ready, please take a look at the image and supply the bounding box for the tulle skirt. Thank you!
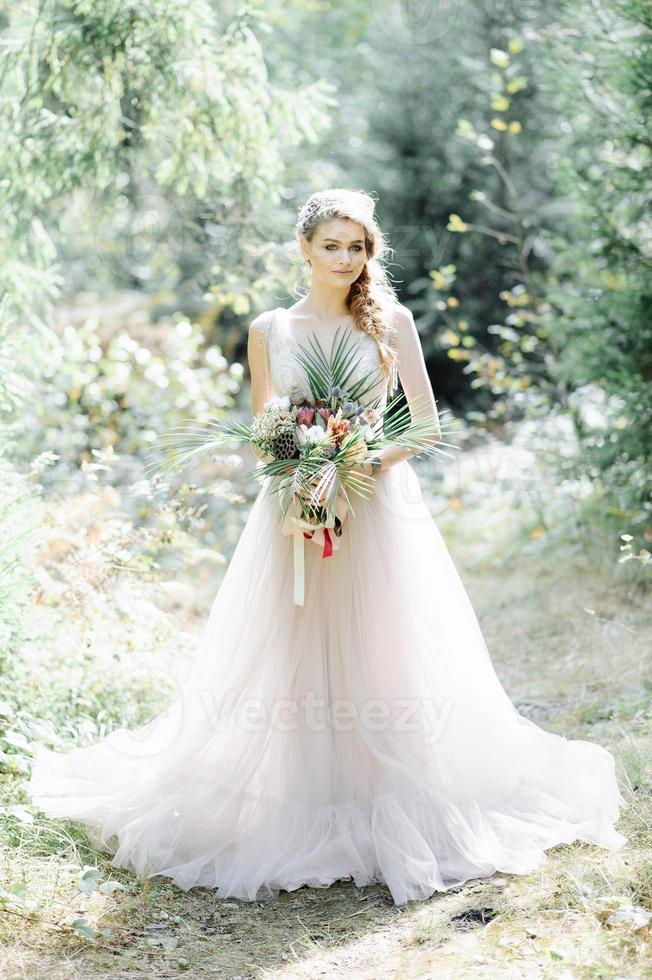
[25,460,627,906]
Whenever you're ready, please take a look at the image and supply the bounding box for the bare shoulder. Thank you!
[392,302,413,321]
[249,308,276,334]
[389,302,417,337]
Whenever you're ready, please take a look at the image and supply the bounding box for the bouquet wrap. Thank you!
[280,491,350,606]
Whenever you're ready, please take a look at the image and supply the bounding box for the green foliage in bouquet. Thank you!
[291,327,388,410]
[147,324,458,523]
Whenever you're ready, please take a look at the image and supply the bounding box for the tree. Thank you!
[538,0,652,528]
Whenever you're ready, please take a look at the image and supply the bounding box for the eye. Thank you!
[325,244,363,251]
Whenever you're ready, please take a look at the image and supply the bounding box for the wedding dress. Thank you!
[25,306,627,906]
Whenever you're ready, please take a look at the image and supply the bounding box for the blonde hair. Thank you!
[294,188,400,397]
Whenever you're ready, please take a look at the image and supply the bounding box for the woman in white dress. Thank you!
[25,188,627,907]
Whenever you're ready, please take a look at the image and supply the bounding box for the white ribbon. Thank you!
[280,494,348,606]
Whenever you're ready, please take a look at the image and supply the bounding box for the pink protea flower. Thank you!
[296,407,315,426]
[317,407,331,421]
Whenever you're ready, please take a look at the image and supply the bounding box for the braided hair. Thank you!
[294,188,400,397]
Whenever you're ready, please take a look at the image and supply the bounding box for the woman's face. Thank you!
[300,217,368,287]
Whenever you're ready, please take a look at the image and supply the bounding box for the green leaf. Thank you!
[78,867,104,897]
[72,917,97,940]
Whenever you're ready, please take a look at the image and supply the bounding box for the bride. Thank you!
[25,187,627,907]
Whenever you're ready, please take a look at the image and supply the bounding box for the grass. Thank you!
[1,436,650,979]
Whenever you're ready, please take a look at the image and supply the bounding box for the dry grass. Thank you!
[2,443,650,979]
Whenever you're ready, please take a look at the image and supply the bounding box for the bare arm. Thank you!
[247,313,272,416]
[375,306,442,472]
[247,314,273,461]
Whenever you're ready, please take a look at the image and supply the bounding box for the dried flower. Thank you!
[326,408,351,442]
[295,424,330,447]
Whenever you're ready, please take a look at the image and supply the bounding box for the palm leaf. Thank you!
[327,325,384,401]
[292,325,386,406]
[293,334,333,397]
[143,416,253,478]
[369,392,459,461]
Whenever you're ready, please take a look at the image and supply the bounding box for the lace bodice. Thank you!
[264,306,390,413]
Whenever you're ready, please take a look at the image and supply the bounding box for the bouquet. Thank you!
[146,325,457,605]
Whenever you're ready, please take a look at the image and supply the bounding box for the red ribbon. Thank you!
[322,527,333,558]
[303,528,334,559]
